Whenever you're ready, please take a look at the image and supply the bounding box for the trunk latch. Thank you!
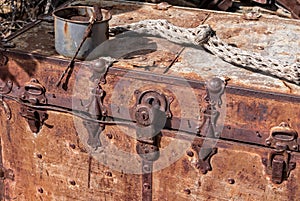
[263,122,298,184]
[19,79,48,134]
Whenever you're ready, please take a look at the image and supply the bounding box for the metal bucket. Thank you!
[53,6,111,60]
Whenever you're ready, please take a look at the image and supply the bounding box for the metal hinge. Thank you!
[262,122,298,184]
[189,77,225,174]
[83,85,107,150]
[19,79,48,134]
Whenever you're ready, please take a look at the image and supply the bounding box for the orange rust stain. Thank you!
[64,22,68,35]
[179,72,203,81]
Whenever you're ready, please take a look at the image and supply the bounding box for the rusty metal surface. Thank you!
[154,131,300,201]
[2,47,300,149]
[0,102,142,200]
[2,1,300,200]
[9,0,300,95]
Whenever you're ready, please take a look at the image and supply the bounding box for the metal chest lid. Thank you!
[9,0,300,95]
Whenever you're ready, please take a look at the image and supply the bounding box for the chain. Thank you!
[110,19,300,85]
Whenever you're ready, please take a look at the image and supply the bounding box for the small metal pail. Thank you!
[53,6,111,60]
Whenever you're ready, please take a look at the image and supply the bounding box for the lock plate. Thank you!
[133,89,172,161]
[19,78,48,134]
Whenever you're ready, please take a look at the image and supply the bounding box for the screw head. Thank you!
[266,140,271,146]
[293,145,298,150]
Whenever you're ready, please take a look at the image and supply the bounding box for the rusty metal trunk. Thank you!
[1,1,300,201]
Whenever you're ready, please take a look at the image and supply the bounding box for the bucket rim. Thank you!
[52,6,112,24]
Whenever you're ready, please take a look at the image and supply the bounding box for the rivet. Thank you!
[266,140,271,146]
[106,133,113,139]
[184,188,191,194]
[38,188,43,193]
[37,154,42,159]
[186,151,194,157]
[256,132,261,138]
[143,164,151,173]
[69,144,76,149]
[105,171,112,177]
[293,145,298,150]
[228,178,235,184]
[69,180,76,185]
[143,183,151,190]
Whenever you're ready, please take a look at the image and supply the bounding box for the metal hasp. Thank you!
[132,90,172,201]
[193,77,225,174]
[19,79,48,134]
[83,85,107,150]
[262,122,298,184]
